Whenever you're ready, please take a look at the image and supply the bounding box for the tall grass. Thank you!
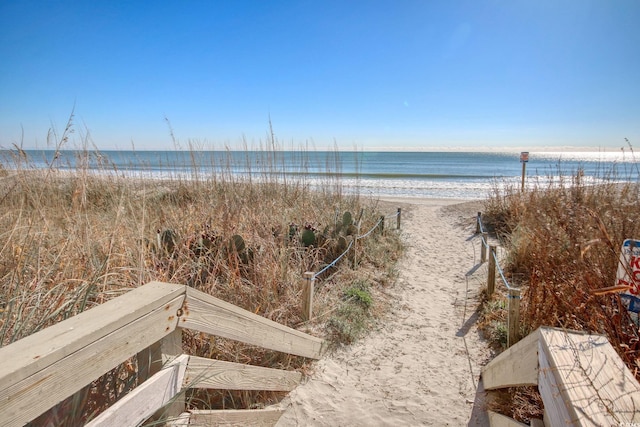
[0,122,402,424]
[483,165,640,422]
[482,162,640,420]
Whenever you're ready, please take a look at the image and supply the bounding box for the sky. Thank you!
[1,1,639,152]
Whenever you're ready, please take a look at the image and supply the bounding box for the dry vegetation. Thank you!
[480,166,640,422]
[0,132,403,424]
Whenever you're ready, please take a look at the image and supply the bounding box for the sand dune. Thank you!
[276,198,492,426]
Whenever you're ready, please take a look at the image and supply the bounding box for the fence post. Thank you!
[378,215,385,235]
[354,226,360,269]
[138,327,184,419]
[476,212,482,234]
[487,245,496,296]
[397,208,401,230]
[480,232,488,263]
[302,272,315,321]
[507,287,521,348]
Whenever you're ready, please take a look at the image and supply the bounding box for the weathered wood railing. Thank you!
[0,281,325,426]
[482,327,640,426]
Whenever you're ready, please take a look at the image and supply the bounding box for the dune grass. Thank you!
[0,128,403,424]
[480,164,640,422]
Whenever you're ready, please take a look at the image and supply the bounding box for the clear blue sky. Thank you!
[1,1,639,151]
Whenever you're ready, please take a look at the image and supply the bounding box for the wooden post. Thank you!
[397,208,401,230]
[301,272,315,321]
[476,212,482,234]
[521,162,526,192]
[138,327,185,420]
[507,287,521,348]
[378,215,385,235]
[487,245,497,296]
[137,328,183,382]
[353,225,360,269]
[480,232,488,263]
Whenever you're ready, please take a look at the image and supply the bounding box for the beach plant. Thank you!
[344,280,373,308]
[481,160,640,420]
[0,119,403,424]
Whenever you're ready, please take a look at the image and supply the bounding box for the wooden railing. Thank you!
[0,281,325,427]
[482,326,640,426]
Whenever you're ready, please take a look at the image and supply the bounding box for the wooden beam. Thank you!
[86,354,189,427]
[0,292,186,426]
[538,327,640,425]
[137,328,183,383]
[482,328,539,390]
[507,287,521,348]
[188,408,285,426]
[301,272,315,321]
[181,287,325,359]
[487,245,497,296]
[488,411,529,427]
[141,328,186,421]
[0,281,185,391]
[184,355,302,391]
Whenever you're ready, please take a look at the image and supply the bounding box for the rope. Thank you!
[479,214,516,290]
[480,234,489,250]
[477,215,485,234]
[313,238,354,279]
[385,211,400,219]
[312,208,395,279]
[357,217,383,240]
[492,247,515,290]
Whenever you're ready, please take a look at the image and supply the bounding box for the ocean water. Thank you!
[3,150,639,200]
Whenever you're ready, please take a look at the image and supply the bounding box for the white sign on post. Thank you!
[616,239,640,313]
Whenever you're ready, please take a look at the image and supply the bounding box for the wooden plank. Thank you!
[507,287,521,348]
[166,413,191,427]
[182,287,325,359]
[0,281,185,391]
[301,272,315,321]
[140,328,186,421]
[184,355,302,391]
[188,408,285,426]
[538,339,575,426]
[0,294,185,427]
[539,327,640,425]
[487,411,529,427]
[86,354,189,427]
[138,328,183,382]
[482,328,539,390]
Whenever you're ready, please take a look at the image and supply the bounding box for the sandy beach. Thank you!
[276,197,492,426]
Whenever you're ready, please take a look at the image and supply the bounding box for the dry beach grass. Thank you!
[0,143,403,424]
[3,133,640,424]
[480,175,640,422]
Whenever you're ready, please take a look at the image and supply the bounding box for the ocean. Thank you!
[3,150,639,200]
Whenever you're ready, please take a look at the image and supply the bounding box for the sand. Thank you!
[276,197,492,426]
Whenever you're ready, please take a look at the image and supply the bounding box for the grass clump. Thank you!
[344,280,373,308]
[481,163,640,420]
[0,122,403,424]
[326,280,375,345]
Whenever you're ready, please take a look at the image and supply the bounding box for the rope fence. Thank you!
[301,207,402,321]
[476,212,521,348]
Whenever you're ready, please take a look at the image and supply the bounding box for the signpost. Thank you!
[616,239,640,323]
[520,151,529,192]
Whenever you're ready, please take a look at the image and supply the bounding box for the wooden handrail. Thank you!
[481,327,640,426]
[0,281,325,427]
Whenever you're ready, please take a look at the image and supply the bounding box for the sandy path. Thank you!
[276,198,491,426]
